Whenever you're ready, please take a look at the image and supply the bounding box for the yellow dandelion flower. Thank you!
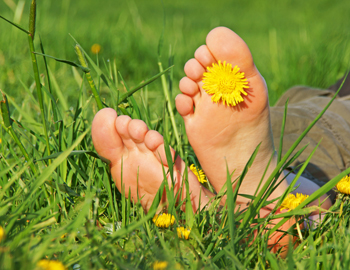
[0,226,4,242]
[37,259,66,270]
[280,193,309,211]
[177,227,191,240]
[152,213,175,228]
[91,44,101,54]
[175,263,183,269]
[190,164,207,183]
[202,60,249,106]
[337,175,350,194]
[153,261,168,270]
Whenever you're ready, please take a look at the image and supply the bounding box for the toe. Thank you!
[179,77,200,97]
[179,77,201,105]
[128,119,149,143]
[175,94,194,118]
[194,45,216,68]
[184,58,206,81]
[205,26,268,110]
[115,115,135,149]
[144,130,170,166]
[144,130,164,152]
[128,119,150,152]
[92,108,123,163]
[206,27,257,77]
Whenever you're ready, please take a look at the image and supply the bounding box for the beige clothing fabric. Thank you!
[270,86,350,188]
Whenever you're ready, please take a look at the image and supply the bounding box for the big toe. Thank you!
[92,108,122,163]
[205,27,269,110]
[206,27,258,77]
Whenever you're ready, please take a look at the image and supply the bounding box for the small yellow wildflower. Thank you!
[280,193,309,211]
[175,263,183,269]
[37,259,66,270]
[177,227,191,240]
[202,60,249,106]
[0,226,4,242]
[336,175,350,195]
[190,164,207,183]
[153,261,168,270]
[152,213,175,228]
[91,44,101,54]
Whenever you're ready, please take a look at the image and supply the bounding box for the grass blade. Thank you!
[277,98,288,163]
[118,65,173,104]
[0,14,29,34]
[225,162,236,253]
[33,52,90,73]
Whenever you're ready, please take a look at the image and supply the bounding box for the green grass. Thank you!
[1,0,349,107]
[0,0,350,269]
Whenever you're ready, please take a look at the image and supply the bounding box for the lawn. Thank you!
[0,0,350,269]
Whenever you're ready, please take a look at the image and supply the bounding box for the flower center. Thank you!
[219,78,236,93]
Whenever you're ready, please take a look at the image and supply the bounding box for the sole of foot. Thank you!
[91,108,212,212]
[176,26,332,210]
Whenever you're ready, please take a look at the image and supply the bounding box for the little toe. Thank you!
[194,45,216,68]
[184,58,206,81]
[175,94,194,118]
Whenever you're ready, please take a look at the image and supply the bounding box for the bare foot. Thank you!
[91,108,212,212]
[176,27,332,209]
